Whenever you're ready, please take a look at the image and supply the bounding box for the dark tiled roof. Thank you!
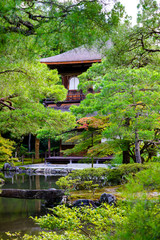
[40,44,108,63]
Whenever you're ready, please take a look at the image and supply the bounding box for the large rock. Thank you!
[0,188,64,205]
[72,193,116,208]
[99,193,116,206]
[72,199,97,208]
[2,163,21,172]
[2,163,13,171]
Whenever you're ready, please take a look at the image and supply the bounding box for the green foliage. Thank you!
[73,67,160,163]
[0,0,124,55]
[87,143,113,158]
[102,0,160,69]
[0,135,15,161]
[111,200,160,240]
[0,0,123,143]
[56,168,107,190]
[6,231,87,240]
[33,204,125,236]
[62,116,113,158]
[151,156,160,162]
[56,164,149,190]
[0,55,76,140]
[0,61,65,103]
[56,175,79,190]
[6,163,160,240]
[0,172,4,179]
[22,200,160,240]
[0,172,5,185]
[84,68,160,141]
[122,163,160,197]
[110,152,124,164]
[7,201,160,240]
[12,158,44,167]
[71,0,160,164]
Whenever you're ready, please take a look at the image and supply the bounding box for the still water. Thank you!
[0,172,60,239]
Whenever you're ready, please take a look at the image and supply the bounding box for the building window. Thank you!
[69,77,79,90]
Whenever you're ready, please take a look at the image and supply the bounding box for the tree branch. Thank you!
[141,34,160,53]
[0,100,16,110]
[0,69,27,75]
[0,95,19,111]
[1,0,104,36]
[0,94,19,101]
[129,102,146,108]
[139,88,157,92]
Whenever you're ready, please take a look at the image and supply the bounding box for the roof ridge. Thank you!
[40,45,103,63]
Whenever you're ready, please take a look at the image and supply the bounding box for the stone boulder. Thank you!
[2,163,21,172]
[99,193,116,206]
[72,199,97,208]
[0,188,65,206]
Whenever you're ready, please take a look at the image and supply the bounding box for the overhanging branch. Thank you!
[0,69,27,75]
[0,95,18,111]
[141,34,160,53]
[0,100,16,110]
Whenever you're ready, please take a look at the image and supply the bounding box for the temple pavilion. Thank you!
[40,44,112,163]
[40,45,103,111]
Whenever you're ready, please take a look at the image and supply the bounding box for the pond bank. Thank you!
[19,163,111,176]
[21,163,111,169]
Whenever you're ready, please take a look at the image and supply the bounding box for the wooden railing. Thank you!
[66,90,85,101]
[45,156,113,164]
[43,90,85,106]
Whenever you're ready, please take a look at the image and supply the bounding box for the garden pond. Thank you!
[0,171,60,239]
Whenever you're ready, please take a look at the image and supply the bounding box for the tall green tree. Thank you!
[0,60,76,158]
[72,67,160,163]
[71,0,160,163]
[102,0,160,69]
[0,0,125,158]
[0,0,124,55]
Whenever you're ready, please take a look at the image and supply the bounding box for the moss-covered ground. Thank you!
[69,186,121,202]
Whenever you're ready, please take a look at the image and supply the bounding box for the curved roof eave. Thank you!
[40,45,103,64]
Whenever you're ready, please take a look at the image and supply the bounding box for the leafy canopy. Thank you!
[62,116,113,158]
[0,0,124,55]
[0,0,125,145]
[72,67,160,163]
[70,0,160,163]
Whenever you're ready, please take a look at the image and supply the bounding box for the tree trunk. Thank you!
[135,129,142,163]
[48,138,51,157]
[28,133,31,152]
[60,139,62,156]
[35,137,40,159]
[91,132,94,168]
[123,151,130,164]
[122,140,130,164]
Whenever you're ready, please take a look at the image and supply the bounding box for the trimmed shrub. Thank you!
[56,164,149,190]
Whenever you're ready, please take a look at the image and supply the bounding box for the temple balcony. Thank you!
[43,90,85,108]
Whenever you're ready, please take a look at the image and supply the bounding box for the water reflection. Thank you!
[0,172,60,238]
[2,172,59,190]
